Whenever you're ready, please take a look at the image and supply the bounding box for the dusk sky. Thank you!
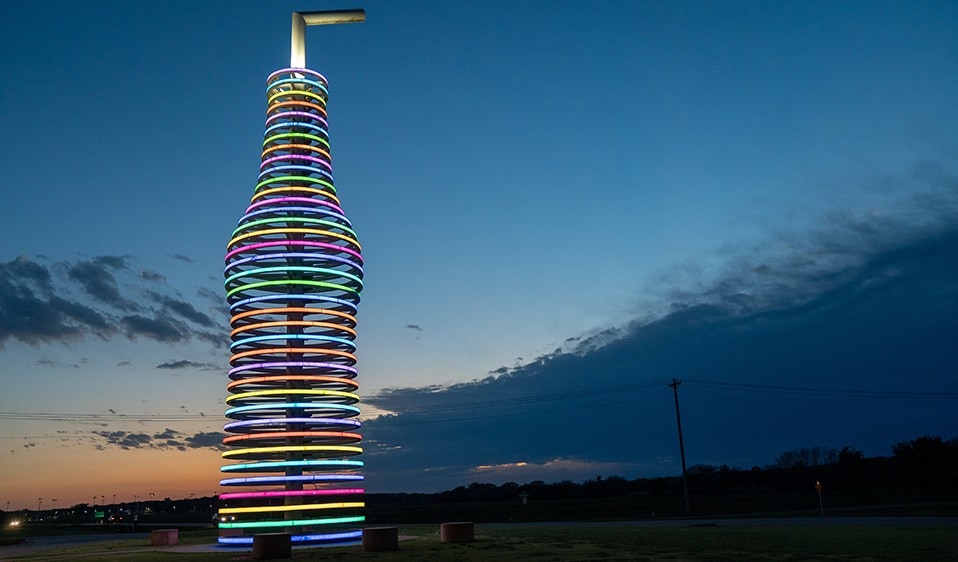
[2,1,957,510]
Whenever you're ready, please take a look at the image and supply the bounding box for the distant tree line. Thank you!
[2,435,955,527]
[370,435,958,506]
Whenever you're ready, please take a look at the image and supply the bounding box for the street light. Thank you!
[133,495,140,532]
[815,481,824,515]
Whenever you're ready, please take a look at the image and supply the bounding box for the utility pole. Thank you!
[669,378,690,515]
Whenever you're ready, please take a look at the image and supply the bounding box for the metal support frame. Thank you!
[291,9,366,68]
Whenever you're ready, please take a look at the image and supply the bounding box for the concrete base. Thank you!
[363,526,399,551]
[440,521,475,543]
[150,528,179,546]
[252,533,292,560]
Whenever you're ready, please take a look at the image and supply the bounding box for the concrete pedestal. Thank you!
[440,521,475,543]
[363,526,399,551]
[150,528,179,546]
[252,533,292,560]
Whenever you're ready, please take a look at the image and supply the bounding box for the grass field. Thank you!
[364,488,958,523]
[3,521,957,560]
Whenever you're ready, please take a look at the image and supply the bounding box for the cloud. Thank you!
[470,458,645,483]
[196,287,226,305]
[404,324,423,331]
[66,258,133,309]
[362,161,958,492]
[0,254,223,347]
[156,359,219,371]
[185,432,227,448]
[171,254,194,263]
[1,255,53,292]
[94,430,152,450]
[139,269,165,282]
[149,292,215,327]
[93,255,128,270]
[53,296,114,332]
[0,256,115,344]
[90,429,226,451]
[120,314,188,342]
[192,329,225,346]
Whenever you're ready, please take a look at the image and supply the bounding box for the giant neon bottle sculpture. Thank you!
[218,10,366,547]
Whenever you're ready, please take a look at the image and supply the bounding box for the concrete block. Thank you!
[363,526,399,551]
[150,528,179,546]
[440,521,475,543]
[252,532,292,560]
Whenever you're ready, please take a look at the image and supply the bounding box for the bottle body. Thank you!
[218,68,365,546]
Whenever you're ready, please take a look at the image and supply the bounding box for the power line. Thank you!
[1,378,951,426]
[367,394,662,427]
[382,379,673,415]
[0,412,211,422]
[684,379,958,399]
[679,390,945,409]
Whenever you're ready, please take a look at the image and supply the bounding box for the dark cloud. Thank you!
[185,432,226,449]
[0,255,53,293]
[90,429,225,451]
[404,324,423,331]
[94,430,152,450]
[66,259,132,308]
[192,329,225,346]
[156,359,219,371]
[0,257,115,345]
[196,287,223,305]
[156,360,198,370]
[0,254,224,347]
[171,254,194,263]
[140,269,165,282]
[149,292,215,327]
[120,314,188,342]
[93,255,128,270]
[364,171,958,492]
[154,428,179,440]
[52,296,114,332]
